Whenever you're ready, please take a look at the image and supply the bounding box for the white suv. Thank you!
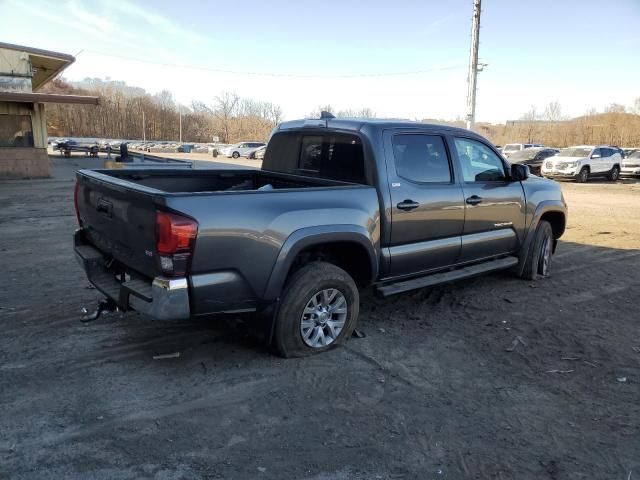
[220,142,266,159]
[541,145,622,183]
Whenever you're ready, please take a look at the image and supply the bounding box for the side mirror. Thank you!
[510,163,529,181]
[591,154,601,159]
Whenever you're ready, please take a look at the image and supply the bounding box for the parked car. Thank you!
[74,116,566,357]
[255,145,266,160]
[541,145,622,182]
[622,148,638,158]
[220,142,266,159]
[246,145,266,160]
[502,143,544,158]
[621,150,640,177]
[507,147,559,176]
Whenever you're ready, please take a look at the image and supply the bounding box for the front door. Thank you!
[384,132,465,277]
[450,136,526,263]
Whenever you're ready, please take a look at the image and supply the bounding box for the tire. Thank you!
[576,167,589,183]
[520,220,554,281]
[273,261,359,358]
[232,151,240,159]
[608,165,620,181]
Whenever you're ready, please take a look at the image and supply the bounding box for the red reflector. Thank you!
[74,181,82,226]
[156,211,198,255]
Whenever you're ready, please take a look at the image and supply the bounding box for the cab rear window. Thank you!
[265,132,367,184]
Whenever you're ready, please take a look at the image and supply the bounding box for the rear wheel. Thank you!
[608,165,620,181]
[576,167,589,183]
[273,261,359,358]
[520,220,554,281]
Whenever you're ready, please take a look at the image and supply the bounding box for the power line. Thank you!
[78,49,466,79]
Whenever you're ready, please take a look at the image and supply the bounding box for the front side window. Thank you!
[454,137,506,182]
[391,134,451,183]
[0,114,34,147]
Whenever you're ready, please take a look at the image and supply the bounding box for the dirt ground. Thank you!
[1,157,639,479]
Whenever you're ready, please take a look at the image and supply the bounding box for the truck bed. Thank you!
[86,168,354,194]
[75,168,374,290]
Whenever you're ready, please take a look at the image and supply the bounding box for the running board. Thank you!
[375,256,519,297]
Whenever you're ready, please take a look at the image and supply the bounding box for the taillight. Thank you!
[156,211,198,276]
[74,181,82,226]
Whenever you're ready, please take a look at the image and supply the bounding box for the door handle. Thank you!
[466,195,483,205]
[397,200,420,211]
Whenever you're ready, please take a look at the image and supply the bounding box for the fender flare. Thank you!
[515,200,566,276]
[262,225,378,300]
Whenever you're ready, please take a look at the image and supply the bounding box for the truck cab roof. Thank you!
[276,118,485,139]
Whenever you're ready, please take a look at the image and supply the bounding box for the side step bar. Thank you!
[375,256,519,297]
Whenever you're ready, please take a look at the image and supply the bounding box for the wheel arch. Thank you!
[515,202,566,276]
[263,225,378,300]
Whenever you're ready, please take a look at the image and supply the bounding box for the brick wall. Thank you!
[0,147,50,178]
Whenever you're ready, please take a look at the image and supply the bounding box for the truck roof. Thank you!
[277,118,484,139]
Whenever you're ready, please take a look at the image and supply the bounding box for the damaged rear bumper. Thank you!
[74,232,190,320]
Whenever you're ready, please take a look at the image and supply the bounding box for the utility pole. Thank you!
[466,0,482,131]
[179,106,182,143]
[142,111,146,142]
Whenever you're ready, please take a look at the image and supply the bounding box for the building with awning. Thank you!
[0,42,99,178]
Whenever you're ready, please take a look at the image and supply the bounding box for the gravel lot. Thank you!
[1,158,639,479]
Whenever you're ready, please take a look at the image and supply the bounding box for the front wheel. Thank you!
[273,261,359,358]
[576,167,589,183]
[520,220,554,280]
[608,166,620,181]
[232,151,240,159]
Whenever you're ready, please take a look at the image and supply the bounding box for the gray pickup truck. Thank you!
[74,114,567,357]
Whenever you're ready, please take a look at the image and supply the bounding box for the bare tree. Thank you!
[543,101,562,121]
[604,103,626,113]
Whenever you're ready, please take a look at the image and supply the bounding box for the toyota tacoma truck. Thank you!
[74,114,567,357]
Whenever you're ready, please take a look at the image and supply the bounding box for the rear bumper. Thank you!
[74,233,190,320]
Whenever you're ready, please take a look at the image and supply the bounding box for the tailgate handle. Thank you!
[96,198,113,217]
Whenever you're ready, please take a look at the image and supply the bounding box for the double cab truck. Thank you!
[74,114,567,357]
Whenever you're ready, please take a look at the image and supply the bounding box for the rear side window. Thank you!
[391,134,451,183]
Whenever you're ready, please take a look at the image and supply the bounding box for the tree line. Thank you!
[42,78,283,143]
[43,78,640,148]
[481,100,640,147]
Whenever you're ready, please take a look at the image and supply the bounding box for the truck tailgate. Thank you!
[76,171,160,278]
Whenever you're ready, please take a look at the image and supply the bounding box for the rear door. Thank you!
[450,136,526,263]
[600,147,615,172]
[384,131,465,277]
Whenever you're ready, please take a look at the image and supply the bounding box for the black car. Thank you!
[508,147,559,176]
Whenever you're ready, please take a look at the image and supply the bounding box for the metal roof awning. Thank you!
[0,91,99,105]
[0,42,76,91]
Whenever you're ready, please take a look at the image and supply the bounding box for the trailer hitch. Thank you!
[80,299,119,323]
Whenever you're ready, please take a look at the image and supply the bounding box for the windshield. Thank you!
[558,147,592,158]
[509,149,539,161]
[503,144,521,152]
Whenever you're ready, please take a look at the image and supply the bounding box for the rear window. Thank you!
[391,134,451,183]
[264,132,366,184]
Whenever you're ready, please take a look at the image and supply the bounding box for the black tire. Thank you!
[576,167,589,183]
[520,220,554,281]
[608,165,620,181]
[273,261,359,358]
[232,151,240,159]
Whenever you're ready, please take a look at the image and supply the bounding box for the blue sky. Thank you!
[2,0,639,122]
